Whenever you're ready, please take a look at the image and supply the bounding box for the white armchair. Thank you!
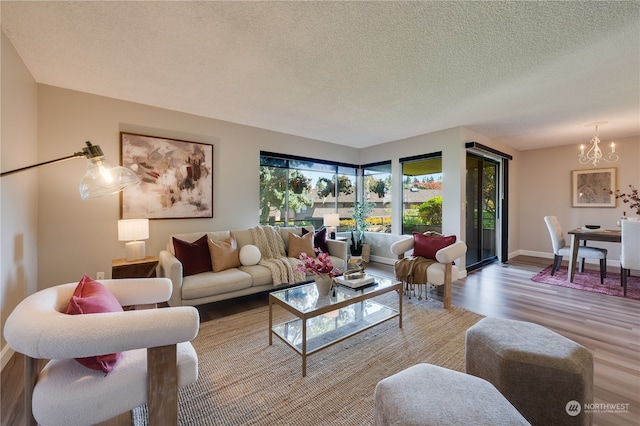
[390,237,467,308]
[621,220,640,297]
[3,277,200,426]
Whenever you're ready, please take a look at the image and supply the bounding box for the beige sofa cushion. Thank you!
[231,229,254,249]
[181,269,252,300]
[238,265,273,286]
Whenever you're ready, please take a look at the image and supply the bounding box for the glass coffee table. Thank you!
[268,274,402,377]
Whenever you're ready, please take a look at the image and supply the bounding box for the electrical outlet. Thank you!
[96,272,105,280]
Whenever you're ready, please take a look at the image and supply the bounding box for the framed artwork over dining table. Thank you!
[571,167,616,208]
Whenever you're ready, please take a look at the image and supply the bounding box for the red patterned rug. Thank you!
[531,265,640,301]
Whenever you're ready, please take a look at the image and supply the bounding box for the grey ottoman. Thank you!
[374,363,530,425]
[465,317,593,426]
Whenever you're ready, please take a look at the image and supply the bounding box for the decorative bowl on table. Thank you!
[584,225,600,229]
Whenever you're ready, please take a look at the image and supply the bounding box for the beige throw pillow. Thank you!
[208,237,241,272]
[288,232,316,258]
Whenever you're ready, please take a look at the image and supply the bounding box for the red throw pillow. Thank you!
[65,275,124,374]
[173,235,212,276]
[413,233,456,259]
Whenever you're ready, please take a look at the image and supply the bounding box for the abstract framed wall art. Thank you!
[120,132,213,219]
[571,167,616,208]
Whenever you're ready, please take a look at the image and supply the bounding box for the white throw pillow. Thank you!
[239,245,261,266]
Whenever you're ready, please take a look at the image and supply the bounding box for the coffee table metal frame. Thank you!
[269,274,402,377]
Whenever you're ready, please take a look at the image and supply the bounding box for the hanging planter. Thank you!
[289,172,310,194]
[317,176,354,198]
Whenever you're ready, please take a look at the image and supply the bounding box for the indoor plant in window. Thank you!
[350,201,374,256]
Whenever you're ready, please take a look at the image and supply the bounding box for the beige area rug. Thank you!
[133,295,484,425]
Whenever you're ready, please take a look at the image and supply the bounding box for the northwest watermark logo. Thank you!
[566,400,581,416]
[566,400,630,416]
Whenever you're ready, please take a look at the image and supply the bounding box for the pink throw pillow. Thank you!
[65,275,124,374]
[413,233,456,259]
[173,235,212,276]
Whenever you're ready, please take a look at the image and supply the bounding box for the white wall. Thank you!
[1,32,39,364]
[518,136,640,265]
[35,85,360,289]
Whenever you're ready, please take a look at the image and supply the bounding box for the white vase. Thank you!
[314,274,333,297]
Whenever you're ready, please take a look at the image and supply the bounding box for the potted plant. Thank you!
[350,201,374,256]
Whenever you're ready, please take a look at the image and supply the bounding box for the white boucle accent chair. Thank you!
[389,237,467,308]
[3,278,200,426]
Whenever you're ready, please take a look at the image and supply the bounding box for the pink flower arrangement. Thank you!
[297,249,339,278]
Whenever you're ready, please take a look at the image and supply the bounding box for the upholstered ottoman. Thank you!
[465,317,593,426]
[374,363,530,425]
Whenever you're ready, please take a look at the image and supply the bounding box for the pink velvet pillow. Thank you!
[173,235,212,276]
[413,233,456,259]
[65,275,124,374]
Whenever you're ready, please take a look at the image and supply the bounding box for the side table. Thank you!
[112,256,159,310]
[111,256,159,279]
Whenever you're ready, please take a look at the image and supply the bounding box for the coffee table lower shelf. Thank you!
[269,278,402,377]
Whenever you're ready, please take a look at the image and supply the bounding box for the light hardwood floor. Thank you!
[2,256,638,425]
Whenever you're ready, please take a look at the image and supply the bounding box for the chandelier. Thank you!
[578,122,619,166]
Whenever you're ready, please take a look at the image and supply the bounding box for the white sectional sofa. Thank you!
[157,226,348,307]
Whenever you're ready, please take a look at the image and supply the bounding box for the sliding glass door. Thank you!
[466,154,499,270]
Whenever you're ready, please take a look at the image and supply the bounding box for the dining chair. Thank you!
[620,220,640,296]
[543,216,607,284]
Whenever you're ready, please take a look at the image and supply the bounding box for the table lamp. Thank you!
[118,219,149,261]
[323,213,340,239]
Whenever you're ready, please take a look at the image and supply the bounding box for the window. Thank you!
[260,152,357,228]
[400,153,443,235]
[363,162,392,233]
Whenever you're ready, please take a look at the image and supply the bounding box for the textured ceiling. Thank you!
[2,1,639,150]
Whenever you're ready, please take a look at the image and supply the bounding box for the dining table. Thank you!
[567,227,621,282]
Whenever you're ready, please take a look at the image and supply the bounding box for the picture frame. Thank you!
[571,168,616,208]
[120,132,213,219]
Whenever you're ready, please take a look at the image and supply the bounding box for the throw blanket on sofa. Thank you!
[250,226,306,285]
[395,256,436,287]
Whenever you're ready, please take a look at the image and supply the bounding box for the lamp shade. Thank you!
[118,219,149,261]
[323,213,340,228]
[118,219,149,241]
[79,155,140,200]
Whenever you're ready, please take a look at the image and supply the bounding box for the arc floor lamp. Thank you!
[0,141,140,199]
